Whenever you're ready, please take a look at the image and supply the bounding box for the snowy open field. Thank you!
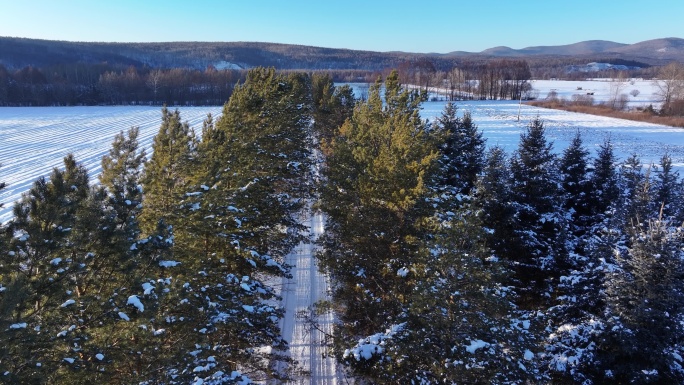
[530,79,661,108]
[1,80,683,223]
[422,100,684,167]
[0,106,223,222]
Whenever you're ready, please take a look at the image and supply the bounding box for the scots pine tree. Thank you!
[0,155,90,383]
[139,107,197,235]
[144,68,314,383]
[311,73,355,151]
[319,71,441,378]
[100,127,146,241]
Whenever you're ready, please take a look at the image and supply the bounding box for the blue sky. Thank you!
[0,0,681,53]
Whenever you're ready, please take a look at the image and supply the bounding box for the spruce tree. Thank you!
[653,153,682,221]
[352,209,539,383]
[588,138,619,219]
[560,131,592,237]
[597,219,684,383]
[472,146,516,259]
[435,103,485,198]
[615,154,653,228]
[508,118,566,307]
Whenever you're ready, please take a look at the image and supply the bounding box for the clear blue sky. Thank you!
[0,0,681,53]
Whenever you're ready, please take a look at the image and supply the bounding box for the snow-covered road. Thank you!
[280,209,343,384]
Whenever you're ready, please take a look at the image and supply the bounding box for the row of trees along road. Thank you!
[318,70,684,383]
[1,68,684,384]
[0,68,349,384]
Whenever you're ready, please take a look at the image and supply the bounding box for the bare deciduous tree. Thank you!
[653,62,684,115]
[146,69,163,104]
[608,74,628,110]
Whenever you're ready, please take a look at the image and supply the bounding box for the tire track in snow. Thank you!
[279,207,342,384]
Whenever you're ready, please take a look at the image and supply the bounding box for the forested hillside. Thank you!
[1,69,684,384]
[0,36,670,106]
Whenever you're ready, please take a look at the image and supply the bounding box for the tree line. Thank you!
[3,57,675,107]
[0,63,245,106]
[395,58,533,100]
[1,68,684,384]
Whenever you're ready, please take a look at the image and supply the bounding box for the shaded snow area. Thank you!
[278,208,342,384]
[0,106,222,222]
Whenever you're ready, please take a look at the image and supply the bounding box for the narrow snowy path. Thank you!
[280,208,342,384]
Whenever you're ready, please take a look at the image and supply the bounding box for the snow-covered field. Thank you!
[1,79,683,224]
[0,106,222,223]
[421,100,684,168]
[530,79,661,108]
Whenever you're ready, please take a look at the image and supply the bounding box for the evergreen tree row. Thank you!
[1,68,684,384]
[0,67,326,384]
[317,71,684,384]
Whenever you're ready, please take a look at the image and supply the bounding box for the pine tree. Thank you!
[0,143,182,384]
[139,107,197,235]
[140,68,314,383]
[53,128,173,384]
[0,155,90,383]
[319,71,441,378]
[311,73,355,152]
[100,126,146,241]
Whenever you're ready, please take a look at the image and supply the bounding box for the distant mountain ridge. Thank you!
[476,40,629,57]
[472,38,684,61]
[0,36,682,71]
